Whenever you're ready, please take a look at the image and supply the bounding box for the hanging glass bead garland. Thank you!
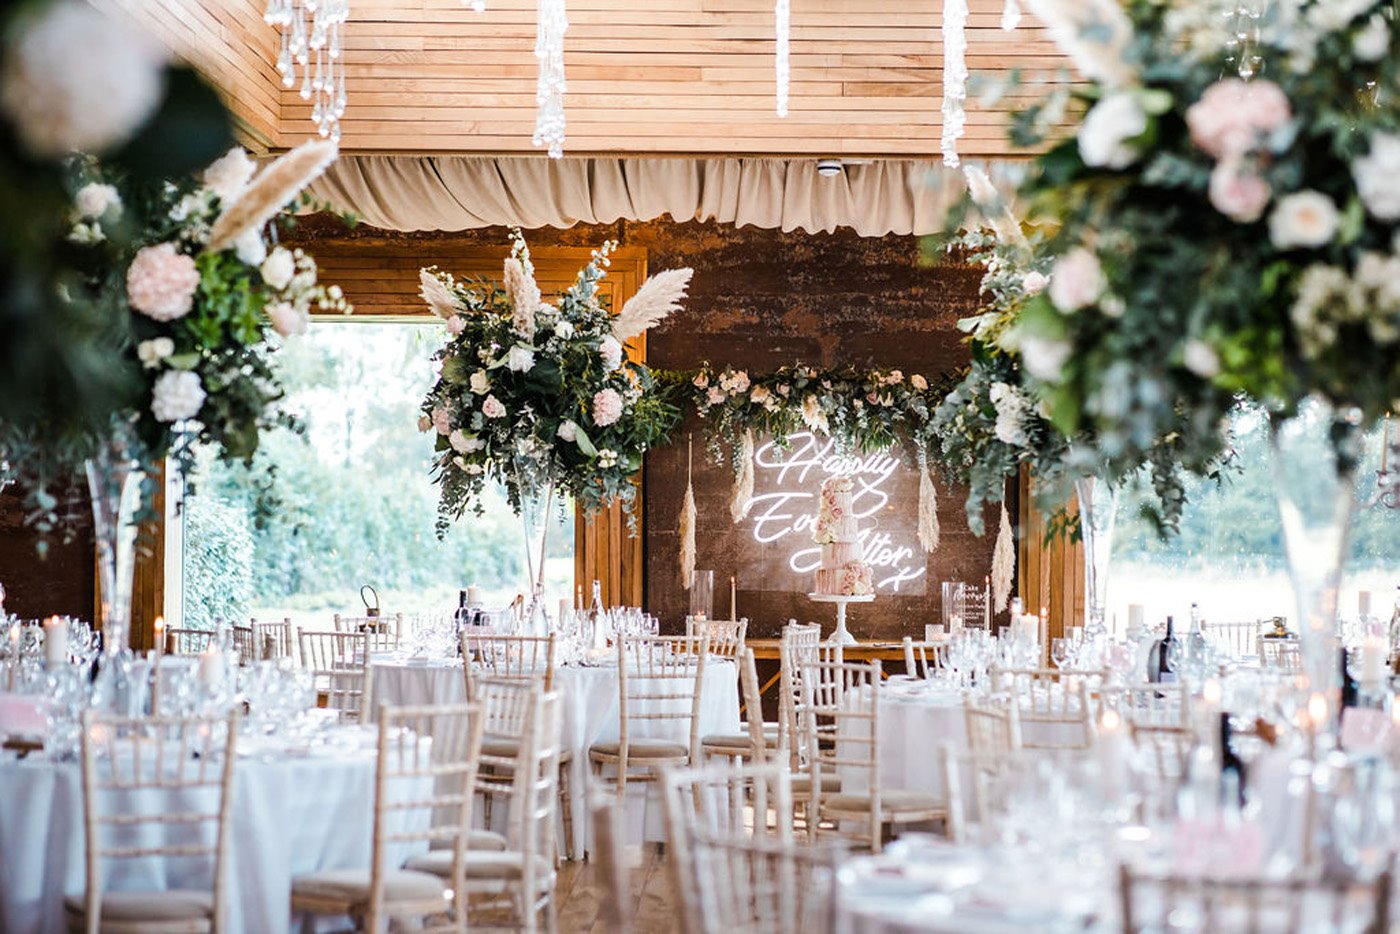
[940,0,969,167]
[775,0,791,117]
[265,0,350,141]
[533,0,569,158]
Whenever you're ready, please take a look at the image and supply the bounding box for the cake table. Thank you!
[808,592,875,645]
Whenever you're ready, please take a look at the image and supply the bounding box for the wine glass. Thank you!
[1051,637,1069,670]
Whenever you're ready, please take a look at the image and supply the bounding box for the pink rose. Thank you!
[447,315,466,336]
[592,387,624,427]
[431,406,451,435]
[265,301,307,337]
[1048,248,1105,312]
[1209,160,1271,223]
[1186,79,1291,158]
[482,394,506,419]
[126,242,200,321]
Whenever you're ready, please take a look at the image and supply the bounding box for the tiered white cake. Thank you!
[812,476,874,596]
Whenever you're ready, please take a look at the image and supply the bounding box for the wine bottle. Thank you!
[1341,646,1360,709]
[1150,616,1177,684]
[1219,712,1247,807]
[454,589,468,630]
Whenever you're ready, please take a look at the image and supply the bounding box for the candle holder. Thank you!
[689,570,714,620]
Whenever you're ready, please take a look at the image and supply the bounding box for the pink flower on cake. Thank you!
[127,243,200,321]
[1186,78,1291,158]
[592,387,624,426]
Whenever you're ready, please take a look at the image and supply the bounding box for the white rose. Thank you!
[1182,339,1221,378]
[150,370,206,422]
[1078,92,1147,169]
[598,335,624,371]
[507,345,536,372]
[554,319,575,339]
[1354,15,1390,60]
[1048,248,1106,312]
[75,182,120,219]
[449,429,472,453]
[482,394,506,419]
[1353,133,1400,221]
[202,148,256,205]
[557,419,579,442]
[260,247,295,290]
[469,370,491,395]
[1022,271,1048,295]
[234,229,266,266]
[1269,190,1340,249]
[136,336,174,369]
[1019,334,1074,382]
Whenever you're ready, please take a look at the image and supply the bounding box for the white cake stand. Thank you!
[807,593,875,645]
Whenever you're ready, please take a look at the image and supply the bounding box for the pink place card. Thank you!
[1340,707,1391,754]
[0,693,48,738]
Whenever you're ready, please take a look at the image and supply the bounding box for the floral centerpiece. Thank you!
[4,138,348,653]
[996,0,1400,695]
[418,232,690,586]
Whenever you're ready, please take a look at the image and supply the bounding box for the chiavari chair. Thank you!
[229,623,256,665]
[333,612,402,653]
[901,636,946,679]
[990,667,1100,750]
[1204,618,1266,661]
[779,623,843,823]
[1118,862,1393,934]
[297,629,372,722]
[69,710,239,934]
[701,648,779,764]
[589,634,709,799]
[940,742,1014,844]
[460,633,573,858]
[409,687,564,933]
[291,703,484,932]
[662,763,839,934]
[963,693,1023,759]
[1098,682,1193,783]
[164,627,217,656]
[686,617,748,660]
[248,617,295,663]
[1260,636,1304,671]
[797,658,943,852]
[589,787,632,934]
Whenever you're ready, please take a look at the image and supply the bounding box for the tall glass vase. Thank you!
[519,480,555,636]
[85,438,144,656]
[1074,475,1119,640]
[1270,399,1365,711]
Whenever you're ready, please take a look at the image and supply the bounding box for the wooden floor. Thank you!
[473,844,679,933]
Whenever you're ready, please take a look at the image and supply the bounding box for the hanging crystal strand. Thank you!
[774,0,790,117]
[277,26,295,87]
[940,0,970,168]
[268,0,349,138]
[532,0,568,158]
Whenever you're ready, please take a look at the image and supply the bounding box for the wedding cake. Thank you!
[812,476,874,596]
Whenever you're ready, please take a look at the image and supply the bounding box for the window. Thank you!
[173,322,574,630]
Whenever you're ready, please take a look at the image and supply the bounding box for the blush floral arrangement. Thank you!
[418,231,690,534]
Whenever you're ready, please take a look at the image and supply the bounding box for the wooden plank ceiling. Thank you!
[98,0,1064,158]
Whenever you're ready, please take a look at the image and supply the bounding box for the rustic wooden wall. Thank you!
[294,216,1009,641]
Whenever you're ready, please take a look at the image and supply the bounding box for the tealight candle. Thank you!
[43,617,67,666]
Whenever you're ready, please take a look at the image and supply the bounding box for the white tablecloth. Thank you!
[0,731,424,934]
[372,658,741,855]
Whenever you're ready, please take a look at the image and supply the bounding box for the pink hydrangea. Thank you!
[592,387,624,426]
[126,242,200,321]
[1186,79,1292,159]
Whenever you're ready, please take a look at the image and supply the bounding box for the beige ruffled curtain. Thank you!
[307,155,1022,236]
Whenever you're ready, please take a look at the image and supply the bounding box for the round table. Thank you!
[0,727,425,934]
[372,657,741,856]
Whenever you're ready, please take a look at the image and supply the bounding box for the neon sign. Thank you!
[742,432,927,594]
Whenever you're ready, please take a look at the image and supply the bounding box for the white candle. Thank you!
[1360,591,1373,618]
[730,576,737,621]
[152,616,165,657]
[1098,708,1129,801]
[558,598,570,622]
[43,617,67,665]
[1362,636,1387,684]
[1128,604,1145,633]
[466,585,482,606]
[198,648,223,688]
